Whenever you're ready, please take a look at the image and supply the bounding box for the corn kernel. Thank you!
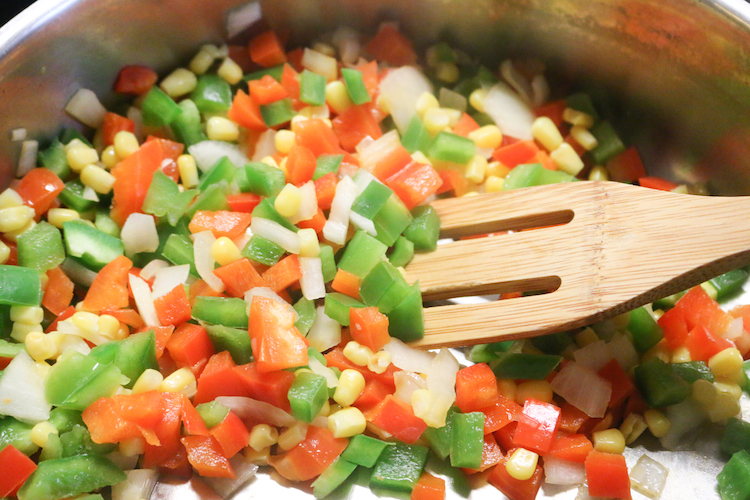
[328,406,367,438]
[25,331,56,362]
[0,188,23,209]
[643,408,671,438]
[516,380,554,404]
[367,351,392,374]
[484,175,505,193]
[333,369,366,407]
[30,421,58,448]
[66,145,99,172]
[81,164,116,194]
[443,108,463,127]
[249,424,279,452]
[120,437,146,457]
[468,125,503,150]
[570,126,598,151]
[701,281,719,301]
[244,446,271,465]
[160,68,198,98]
[575,327,599,348]
[506,448,539,481]
[343,341,373,367]
[463,155,488,184]
[620,412,648,444]
[411,151,432,166]
[298,228,321,258]
[72,311,100,334]
[326,81,353,114]
[206,116,240,142]
[274,129,297,155]
[132,368,165,394]
[592,428,626,454]
[299,105,330,120]
[278,422,308,451]
[531,116,564,152]
[177,154,199,188]
[11,305,44,324]
[469,88,488,113]
[47,208,80,228]
[563,108,595,128]
[709,347,744,378]
[112,131,139,160]
[160,367,197,393]
[416,91,439,118]
[588,165,609,181]
[4,219,35,242]
[97,314,121,340]
[218,57,243,85]
[261,156,279,168]
[435,62,459,83]
[423,107,451,136]
[11,321,42,343]
[190,45,217,75]
[550,142,584,176]
[497,378,517,401]
[317,399,331,418]
[313,41,336,57]
[671,346,692,363]
[672,184,689,194]
[211,236,242,266]
[0,205,35,233]
[709,382,742,422]
[275,184,303,218]
[115,323,130,341]
[691,378,716,406]
[101,145,118,169]
[0,240,9,265]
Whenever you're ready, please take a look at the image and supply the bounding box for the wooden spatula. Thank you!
[405,180,750,349]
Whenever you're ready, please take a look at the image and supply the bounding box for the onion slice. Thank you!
[483,81,535,140]
[65,88,107,128]
[250,217,301,254]
[216,396,296,428]
[111,469,159,500]
[378,66,433,134]
[151,264,190,299]
[543,455,586,485]
[121,213,159,256]
[188,141,248,171]
[299,257,325,300]
[550,361,610,418]
[128,274,160,327]
[306,306,341,353]
[203,454,259,498]
[193,230,225,293]
[323,175,358,245]
[384,338,436,374]
[0,350,50,424]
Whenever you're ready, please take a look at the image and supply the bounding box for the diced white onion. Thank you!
[531,74,550,107]
[659,398,707,450]
[359,130,401,177]
[607,332,640,371]
[151,264,190,299]
[384,338,436,374]
[573,339,612,371]
[427,348,459,401]
[331,26,361,65]
[378,66,433,134]
[106,451,140,471]
[630,454,669,499]
[111,469,159,500]
[302,48,338,81]
[11,128,26,141]
[355,136,375,154]
[483,81,534,140]
[394,371,427,403]
[216,396,296,428]
[349,211,377,237]
[203,454,259,498]
[57,334,92,356]
[193,230,225,293]
[306,306,341,352]
[0,350,51,424]
[128,273,161,327]
[722,316,744,341]
[299,257,325,300]
[250,130,278,162]
[288,181,318,224]
[61,258,98,288]
[57,318,108,345]
[17,140,38,177]
[65,88,107,128]
[550,361,611,418]
[323,175,357,245]
[543,455,586,485]
[139,259,169,281]
[438,87,467,113]
[225,0,262,38]
[353,169,378,194]
[250,217,301,254]
[121,213,159,256]
[127,106,145,142]
[499,59,534,105]
[82,185,99,202]
[244,287,298,320]
[188,141,248,171]
[309,357,339,389]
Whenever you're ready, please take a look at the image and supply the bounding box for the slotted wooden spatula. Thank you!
[405,180,750,349]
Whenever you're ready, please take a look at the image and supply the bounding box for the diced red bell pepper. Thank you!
[102,112,136,146]
[0,445,37,497]
[81,255,133,313]
[533,99,567,127]
[411,471,446,500]
[386,160,443,210]
[166,323,215,377]
[455,363,499,413]
[154,284,192,327]
[332,103,383,152]
[548,433,594,463]
[325,347,399,389]
[110,140,165,226]
[367,394,427,445]
[234,362,296,412]
[639,176,678,191]
[512,398,561,455]
[675,285,733,336]
[248,74,289,105]
[114,64,158,95]
[226,192,262,213]
[353,377,396,413]
[188,210,253,240]
[558,401,590,434]
[209,411,250,459]
[248,30,287,68]
[349,306,390,352]
[584,450,631,499]
[480,395,522,434]
[248,295,309,373]
[487,450,544,500]
[462,433,504,475]
[182,435,235,478]
[286,144,317,185]
[228,90,267,131]
[437,169,470,196]
[213,258,266,298]
[314,173,338,211]
[606,146,646,183]
[42,266,75,316]
[194,351,250,405]
[292,118,342,157]
[491,140,540,169]
[15,168,65,218]
[685,324,734,362]
[657,305,690,351]
[364,23,417,66]
[269,426,348,481]
[261,254,303,293]
[597,358,635,408]
[82,391,166,444]
[452,112,480,137]
[493,421,517,452]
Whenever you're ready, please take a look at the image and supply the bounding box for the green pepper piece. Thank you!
[401,115,432,154]
[62,220,124,272]
[60,424,116,457]
[192,296,249,329]
[338,230,388,279]
[45,350,127,411]
[565,92,600,121]
[0,265,42,306]
[242,235,285,266]
[143,170,199,226]
[370,442,429,493]
[205,324,253,365]
[467,342,514,363]
[628,307,664,353]
[319,244,337,283]
[490,353,562,380]
[312,457,358,498]
[199,156,240,191]
[16,221,65,272]
[588,120,625,165]
[0,308,12,341]
[294,297,317,336]
[141,86,183,127]
[722,418,750,456]
[386,281,425,342]
[17,455,127,500]
[38,139,70,180]
[244,64,285,83]
[308,346,328,367]
[422,407,457,460]
[313,154,343,181]
[450,411,485,469]
[427,131,476,164]
[60,258,96,288]
[299,69,327,106]
[59,127,91,147]
[718,450,750,500]
[252,198,297,231]
[341,68,371,105]
[170,98,207,147]
[634,358,691,408]
[388,236,415,268]
[241,162,286,197]
[403,205,440,252]
[372,194,413,247]
[454,65,497,98]
[711,269,749,301]
[288,371,328,423]
[94,208,120,238]
[351,180,393,220]
[671,361,714,384]
[192,74,233,113]
[530,331,574,355]
[162,233,199,276]
[325,293,366,326]
[39,432,63,461]
[185,183,230,218]
[260,98,295,127]
[113,330,159,389]
[196,401,230,429]
[48,408,84,434]
[0,338,25,359]
[341,434,392,468]
[360,260,411,314]
[58,180,96,213]
[0,416,38,456]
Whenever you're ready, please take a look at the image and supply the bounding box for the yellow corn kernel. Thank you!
[313,42,336,57]
[411,151,432,166]
[274,129,297,155]
[80,164,116,194]
[160,68,198,98]
[701,281,719,301]
[709,347,744,378]
[367,351,392,375]
[487,160,511,177]
[0,188,23,209]
[672,184,690,194]
[4,219,35,242]
[101,145,118,169]
[132,368,165,394]
[328,406,367,438]
[592,428,626,454]
[497,378,518,401]
[326,80,353,114]
[30,421,58,448]
[435,62,460,83]
[11,305,44,325]
[119,437,146,457]
[464,155,488,184]
[570,125,598,151]
[299,105,330,120]
[333,369,366,407]
[550,142,584,176]
[468,125,503,150]
[244,446,271,465]
[294,368,314,377]
[278,422,308,451]
[275,184,303,218]
[66,145,99,173]
[190,45,217,75]
[72,311,100,334]
[277,157,290,178]
[97,314,121,340]
[211,236,242,266]
[160,367,197,393]
[484,175,505,193]
[0,240,9,265]
[261,156,280,168]
[563,108,595,128]
[24,331,56,362]
[531,116,564,152]
[249,424,279,452]
[643,408,671,438]
[218,57,243,85]
[575,327,599,347]
[642,341,671,364]
[47,208,80,229]
[415,91,440,119]
[708,382,742,422]
[113,131,140,160]
[343,341,373,367]
[468,88,488,113]
[206,116,240,142]
[423,107,451,136]
[588,165,609,181]
[620,413,648,444]
[691,378,716,407]
[315,399,330,418]
[506,448,539,481]
[516,380,554,404]
[115,323,130,341]
[298,228,321,258]
[177,154,199,189]
[671,346,692,363]
[443,108,463,127]
[0,205,35,233]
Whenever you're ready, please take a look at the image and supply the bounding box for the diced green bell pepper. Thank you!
[59,127,91,147]
[58,180,96,213]
[588,120,625,165]
[94,208,120,238]
[260,98,295,127]
[467,341,515,363]
[628,307,664,353]
[141,86,182,127]
[401,115,432,154]
[143,170,198,226]
[450,411,485,469]
[565,92,600,121]
[294,297,317,336]
[423,407,457,460]
[198,156,238,191]
[711,269,749,301]
[162,233,198,276]
[338,230,388,278]
[0,416,38,456]
[38,138,70,180]
[388,236,415,268]
[252,198,297,231]
[45,350,127,411]
[490,353,562,380]
[114,330,159,389]
[299,69,327,106]
[170,98,207,147]
[634,358,691,408]
[341,434,392,468]
[196,401,230,429]
[185,183,230,218]
[0,265,42,306]
[191,74,233,114]
[242,235,285,266]
[360,260,412,314]
[502,163,577,191]
[48,408,84,434]
[370,442,429,493]
[60,424,116,457]
[427,131,476,164]
[312,457,358,498]
[62,220,124,272]
[0,338,25,359]
[319,244,337,283]
[17,455,127,500]
[721,418,750,456]
[530,331,574,355]
[373,194,413,247]
[206,324,253,365]
[288,371,328,423]
[325,293,366,326]
[351,180,393,220]
[341,68,371,105]
[386,281,424,342]
[403,205,440,252]
[192,296,249,329]
[40,432,63,461]
[718,450,750,500]
[313,154,343,181]
[244,64,285,83]
[16,221,65,271]
[671,361,714,384]
[240,162,286,197]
